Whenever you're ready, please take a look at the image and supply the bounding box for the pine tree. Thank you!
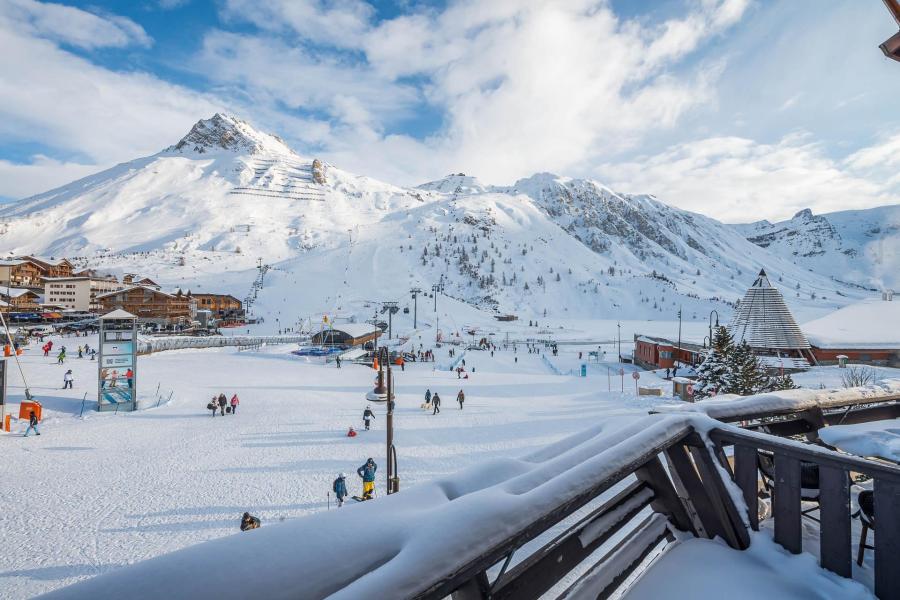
[724,341,768,396]
[694,326,734,398]
[767,372,798,391]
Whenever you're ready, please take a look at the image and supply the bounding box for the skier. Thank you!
[208,396,218,417]
[335,355,342,369]
[399,357,405,371]
[90,349,96,361]
[457,389,465,409]
[230,393,240,414]
[424,389,432,405]
[77,346,83,359]
[63,369,73,389]
[357,458,377,500]
[24,410,40,437]
[333,473,348,508]
[363,405,375,430]
[432,392,441,415]
[42,343,50,357]
[240,512,261,531]
[218,393,227,416]
[57,349,66,364]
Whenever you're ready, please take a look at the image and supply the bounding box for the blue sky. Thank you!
[1,0,899,222]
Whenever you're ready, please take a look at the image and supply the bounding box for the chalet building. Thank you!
[0,259,44,288]
[0,288,41,312]
[18,256,74,278]
[802,295,900,367]
[97,285,193,324]
[311,324,381,348]
[192,293,244,321]
[122,274,161,290]
[633,335,704,371]
[44,275,123,312]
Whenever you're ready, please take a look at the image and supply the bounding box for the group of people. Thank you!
[423,388,465,414]
[416,349,435,362]
[331,457,378,506]
[44,342,96,363]
[207,393,240,416]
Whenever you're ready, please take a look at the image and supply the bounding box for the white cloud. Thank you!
[0,5,222,198]
[0,156,106,199]
[596,133,900,223]
[0,0,152,49]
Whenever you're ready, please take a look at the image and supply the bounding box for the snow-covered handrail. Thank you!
[136,335,309,354]
[653,378,900,421]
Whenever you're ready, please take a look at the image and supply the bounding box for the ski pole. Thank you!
[327,492,331,510]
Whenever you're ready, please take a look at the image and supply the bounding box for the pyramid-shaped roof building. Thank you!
[729,269,810,350]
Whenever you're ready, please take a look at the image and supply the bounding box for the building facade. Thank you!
[0,288,41,312]
[44,276,123,312]
[192,293,244,320]
[97,286,193,323]
[0,260,43,288]
[19,256,74,278]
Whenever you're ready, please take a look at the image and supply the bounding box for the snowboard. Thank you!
[351,495,373,502]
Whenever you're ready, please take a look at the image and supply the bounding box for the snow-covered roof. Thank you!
[324,323,379,338]
[802,298,900,349]
[99,309,137,320]
[729,269,810,350]
[18,255,71,266]
[96,285,177,300]
[1,287,38,298]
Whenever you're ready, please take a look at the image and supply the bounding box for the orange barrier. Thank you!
[19,401,42,422]
[3,414,10,432]
[3,345,10,357]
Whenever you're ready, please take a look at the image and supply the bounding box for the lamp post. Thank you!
[385,346,399,494]
[676,306,682,369]
[617,321,621,362]
[708,310,719,347]
[409,288,421,329]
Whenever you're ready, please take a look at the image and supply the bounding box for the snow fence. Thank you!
[136,335,309,354]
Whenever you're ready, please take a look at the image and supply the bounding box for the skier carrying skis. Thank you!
[363,405,375,430]
[333,473,348,507]
[357,458,377,500]
[24,410,40,437]
[63,369,73,389]
[240,512,261,531]
[432,392,441,415]
[457,389,465,409]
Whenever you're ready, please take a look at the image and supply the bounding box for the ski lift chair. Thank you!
[757,451,823,521]
[854,490,875,566]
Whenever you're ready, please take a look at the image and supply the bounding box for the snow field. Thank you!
[0,335,661,598]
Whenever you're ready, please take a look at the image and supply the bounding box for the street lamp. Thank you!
[364,346,399,494]
[708,310,719,347]
[409,288,422,329]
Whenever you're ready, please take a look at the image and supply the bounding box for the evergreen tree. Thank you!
[767,372,798,391]
[694,326,733,398]
[724,341,768,396]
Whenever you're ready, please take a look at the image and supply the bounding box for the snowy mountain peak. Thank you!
[166,113,296,157]
[417,173,488,195]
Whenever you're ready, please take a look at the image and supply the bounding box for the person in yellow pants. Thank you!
[357,457,377,500]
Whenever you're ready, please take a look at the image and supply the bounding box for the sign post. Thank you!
[632,371,640,395]
[98,309,138,412]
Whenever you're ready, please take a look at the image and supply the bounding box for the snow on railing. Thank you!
[654,378,900,421]
[137,335,309,355]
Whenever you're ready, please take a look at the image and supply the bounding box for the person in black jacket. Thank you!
[457,389,465,410]
[432,392,441,415]
[240,512,260,531]
[217,393,227,416]
[363,405,375,430]
[24,410,40,437]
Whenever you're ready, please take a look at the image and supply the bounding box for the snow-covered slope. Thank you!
[0,114,874,323]
[734,206,900,291]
